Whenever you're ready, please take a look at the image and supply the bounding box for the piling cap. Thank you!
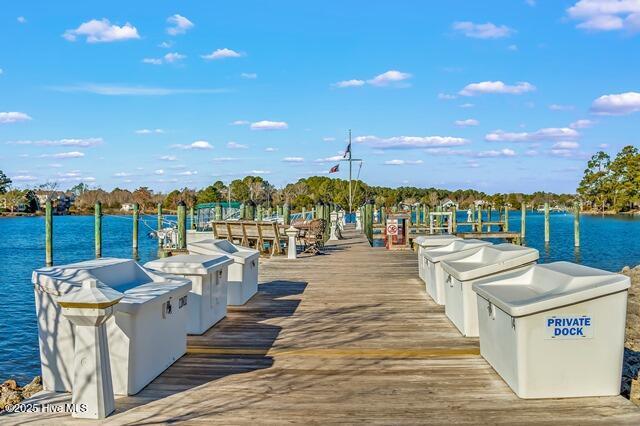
[58,278,124,309]
[286,226,299,235]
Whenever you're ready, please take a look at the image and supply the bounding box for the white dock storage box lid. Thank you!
[422,239,491,305]
[32,258,192,395]
[472,262,631,398]
[414,235,461,283]
[187,239,259,306]
[145,254,233,335]
[439,244,539,337]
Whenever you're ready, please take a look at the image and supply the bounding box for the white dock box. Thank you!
[145,254,233,335]
[423,239,491,305]
[473,262,630,399]
[187,239,259,305]
[414,235,461,283]
[32,258,191,395]
[440,244,539,337]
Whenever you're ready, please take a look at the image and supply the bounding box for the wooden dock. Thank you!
[5,226,640,424]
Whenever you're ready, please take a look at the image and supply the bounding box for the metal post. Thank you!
[177,201,187,250]
[94,201,102,258]
[45,200,53,266]
[477,205,483,233]
[574,203,580,247]
[157,203,163,247]
[520,202,526,241]
[452,206,457,234]
[348,129,352,213]
[214,203,222,221]
[544,202,550,243]
[132,203,139,253]
[190,206,195,230]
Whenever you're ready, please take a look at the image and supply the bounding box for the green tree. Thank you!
[0,170,11,194]
[577,151,612,212]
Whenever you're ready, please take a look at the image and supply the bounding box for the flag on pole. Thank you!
[343,141,351,158]
[329,164,339,173]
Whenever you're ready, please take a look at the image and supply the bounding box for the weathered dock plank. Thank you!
[3,226,640,425]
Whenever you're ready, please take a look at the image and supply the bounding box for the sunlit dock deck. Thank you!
[5,226,640,424]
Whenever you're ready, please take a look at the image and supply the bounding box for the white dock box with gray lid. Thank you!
[440,244,539,337]
[414,235,461,283]
[32,258,192,395]
[473,262,630,398]
[187,239,259,305]
[145,254,233,335]
[423,239,491,305]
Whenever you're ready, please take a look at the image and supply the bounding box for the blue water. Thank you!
[1,212,639,383]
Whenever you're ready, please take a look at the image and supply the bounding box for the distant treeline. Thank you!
[3,147,637,214]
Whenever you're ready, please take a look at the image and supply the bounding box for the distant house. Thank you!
[441,199,459,209]
[121,203,135,212]
[474,199,487,207]
[36,191,75,215]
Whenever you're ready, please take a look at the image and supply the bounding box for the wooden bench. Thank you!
[208,220,287,255]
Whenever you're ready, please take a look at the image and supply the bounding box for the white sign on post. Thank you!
[387,223,398,235]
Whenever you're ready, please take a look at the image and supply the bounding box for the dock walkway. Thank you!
[5,226,640,424]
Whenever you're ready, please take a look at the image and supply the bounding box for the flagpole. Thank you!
[348,129,352,214]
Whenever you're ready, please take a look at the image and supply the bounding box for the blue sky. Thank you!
[2,0,639,194]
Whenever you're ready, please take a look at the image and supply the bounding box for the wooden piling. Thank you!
[301,207,306,220]
[94,201,102,258]
[574,203,580,247]
[157,203,163,247]
[256,205,263,221]
[132,203,139,253]
[477,205,483,233]
[45,200,53,266]
[215,203,222,221]
[177,201,187,250]
[487,205,492,232]
[521,202,526,241]
[190,206,196,230]
[504,206,509,232]
[544,202,550,243]
[451,206,457,233]
[283,204,290,225]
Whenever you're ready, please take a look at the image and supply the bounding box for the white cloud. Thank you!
[567,0,640,32]
[250,120,288,130]
[114,172,132,177]
[0,68,3,75]
[323,137,336,142]
[227,141,248,149]
[166,14,194,36]
[591,92,640,115]
[475,148,516,158]
[569,119,594,129]
[172,140,213,150]
[48,163,63,168]
[250,170,270,175]
[159,155,177,161]
[367,70,412,87]
[0,111,32,124]
[332,70,412,89]
[230,120,249,126]
[265,147,277,152]
[466,160,481,168]
[63,19,140,43]
[459,103,475,108]
[158,41,173,49]
[135,128,164,134]
[8,137,102,147]
[314,155,344,163]
[49,83,227,96]
[282,157,305,163]
[459,81,536,96]
[41,151,85,159]
[384,159,424,165]
[485,127,579,142]
[552,141,580,149]
[452,21,514,39]
[201,48,243,60]
[176,170,197,176]
[17,16,27,24]
[241,72,257,79]
[212,157,238,162]
[142,58,163,65]
[599,143,610,148]
[155,169,165,175]
[332,79,366,88]
[549,104,575,111]
[143,52,186,65]
[11,175,37,182]
[526,0,537,6]
[438,93,457,100]
[525,149,539,156]
[355,135,469,149]
[454,119,479,127]
[508,44,518,51]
